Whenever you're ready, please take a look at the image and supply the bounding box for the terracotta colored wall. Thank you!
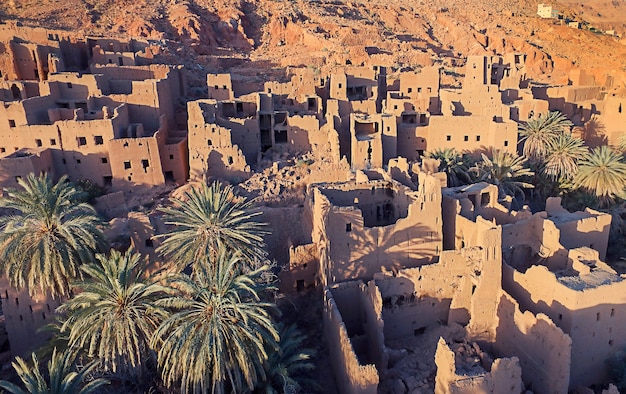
[324,284,379,394]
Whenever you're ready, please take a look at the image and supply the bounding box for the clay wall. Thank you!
[187,103,250,182]
[501,213,569,271]
[0,278,63,357]
[324,284,379,394]
[372,220,502,341]
[492,292,571,393]
[503,256,626,387]
[545,197,611,261]
[160,136,188,185]
[108,134,165,190]
[311,176,443,284]
[594,94,626,146]
[91,45,136,67]
[207,74,234,100]
[279,244,319,293]
[434,337,524,394]
[0,148,54,188]
[425,115,517,155]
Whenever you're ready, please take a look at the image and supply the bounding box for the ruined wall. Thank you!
[0,148,54,188]
[503,259,626,387]
[434,338,524,394]
[312,177,442,284]
[187,100,250,182]
[545,197,611,261]
[324,285,379,394]
[0,278,63,357]
[492,292,571,394]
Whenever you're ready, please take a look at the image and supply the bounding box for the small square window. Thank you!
[464,135,469,142]
[142,159,149,169]
[8,120,15,128]
[101,157,108,164]
[346,223,352,232]
[169,154,174,160]
[76,159,81,164]
[504,140,509,147]
[124,161,131,169]
[77,136,87,146]
[145,238,154,248]
[66,82,73,88]
[62,159,66,164]
[0,147,5,153]
[407,87,413,93]
[338,83,342,89]
[418,87,422,93]
[35,139,42,147]
[50,139,56,146]
[446,135,451,141]
[476,135,481,142]
[94,136,104,145]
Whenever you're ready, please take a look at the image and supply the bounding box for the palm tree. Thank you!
[425,148,474,186]
[255,323,315,394]
[0,348,108,394]
[57,249,170,376]
[474,150,535,200]
[543,134,589,180]
[519,111,573,162]
[156,181,268,273]
[573,145,626,208]
[0,173,107,297]
[151,247,278,394]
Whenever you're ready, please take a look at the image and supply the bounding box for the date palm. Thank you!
[0,348,108,394]
[57,249,170,376]
[519,111,573,162]
[474,150,534,200]
[573,145,626,208]
[151,247,278,394]
[157,181,268,273]
[543,134,589,180]
[0,173,107,297]
[255,323,315,394]
[425,148,474,186]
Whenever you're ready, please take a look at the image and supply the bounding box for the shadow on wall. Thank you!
[578,116,608,148]
[329,223,441,282]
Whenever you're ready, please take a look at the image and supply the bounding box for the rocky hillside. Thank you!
[1,0,625,88]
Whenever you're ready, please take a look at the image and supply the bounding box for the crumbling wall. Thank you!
[492,292,571,394]
[324,285,378,394]
[312,177,442,284]
[545,197,611,261]
[434,337,523,394]
[279,243,319,293]
[503,253,626,387]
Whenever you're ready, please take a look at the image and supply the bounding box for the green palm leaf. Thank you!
[156,181,269,273]
[255,323,315,394]
[519,111,573,162]
[0,173,107,297]
[57,249,170,375]
[543,134,589,180]
[474,150,534,200]
[151,247,279,394]
[573,145,626,208]
[0,348,108,394]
